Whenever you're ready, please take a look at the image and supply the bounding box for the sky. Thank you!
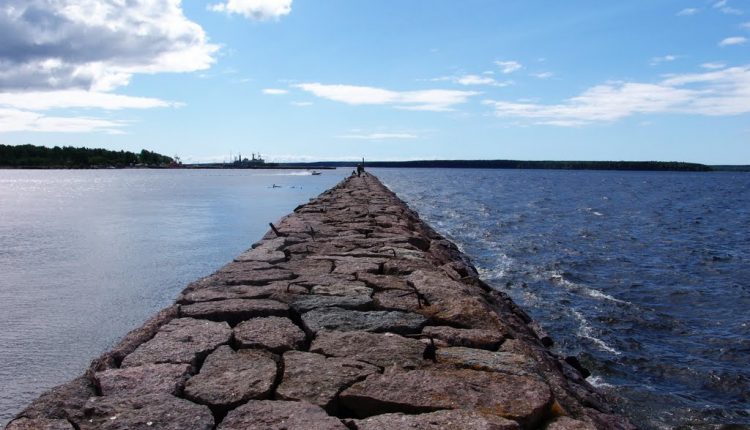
[0,0,749,164]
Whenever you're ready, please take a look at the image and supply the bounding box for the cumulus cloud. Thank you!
[0,0,218,133]
[262,88,288,95]
[495,60,523,74]
[0,0,218,92]
[677,8,699,16]
[0,108,126,134]
[209,0,292,20]
[294,83,478,111]
[484,65,750,126]
[719,36,747,46]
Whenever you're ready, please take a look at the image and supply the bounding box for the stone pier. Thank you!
[7,173,634,430]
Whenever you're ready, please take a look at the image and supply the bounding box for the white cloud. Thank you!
[262,88,288,95]
[0,90,177,111]
[742,21,750,29]
[719,36,748,46]
[0,0,216,133]
[714,0,743,14]
[433,74,513,87]
[677,8,699,16]
[495,60,523,74]
[532,72,554,79]
[0,0,218,92]
[0,108,126,134]
[209,0,292,20]
[484,65,750,126]
[650,55,678,66]
[702,62,726,69]
[337,133,418,140]
[294,83,478,112]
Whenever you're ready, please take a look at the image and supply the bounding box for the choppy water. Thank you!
[0,169,342,426]
[374,168,750,430]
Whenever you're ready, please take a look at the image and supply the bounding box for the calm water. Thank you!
[374,168,750,430]
[0,169,343,425]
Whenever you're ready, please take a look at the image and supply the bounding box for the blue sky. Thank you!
[1,0,749,164]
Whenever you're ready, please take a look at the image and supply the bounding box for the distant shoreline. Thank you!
[2,161,749,172]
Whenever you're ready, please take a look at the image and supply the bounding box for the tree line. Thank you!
[0,144,175,168]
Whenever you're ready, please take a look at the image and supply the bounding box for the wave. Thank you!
[571,309,622,356]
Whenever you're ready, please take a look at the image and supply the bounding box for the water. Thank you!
[1,168,748,429]
[0,169,343,425]
[373,168,750,429]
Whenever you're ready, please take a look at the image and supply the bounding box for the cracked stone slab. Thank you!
[422,326,506,350]
[339,368,553,427]
[349,410,520,430]
[71,393,213,430]
[546,417,598,430]
[218,400,347,430]
[184,346,277,409]
[310,330,426,369]
[301,307,427,335]
[94,363,191,396]
[234,316,306,353]
[178,283,307,304]
[373,288,422,312]
[290,294,373,313]
[180,299,288,324]
[216,263,296,285]
[276,351,378,411]
[310,281,372,297]
[435,347,541,378]
[121,318,231,368]
[6,418,74,430]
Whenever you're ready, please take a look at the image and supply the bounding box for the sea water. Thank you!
[375,168,750,429]
[0,169,342,425]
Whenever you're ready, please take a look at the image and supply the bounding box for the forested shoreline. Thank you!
[0,144,175,168]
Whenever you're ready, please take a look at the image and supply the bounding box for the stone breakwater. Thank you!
[7,174,634,430]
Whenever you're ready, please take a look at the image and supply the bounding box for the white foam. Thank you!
[587,375,614,389]
[571,309,622,356]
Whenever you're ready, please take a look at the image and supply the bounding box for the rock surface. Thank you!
[218,400,347,430]
[340,368,553,427]
[121,318,231,369]
[184,346,277,409]
[349,410,521,430]
[310,330,426,369]
[435,347,541,378]
[6,418,73,430]
[422,326,506,350]
[180,299,288,324]
[276,351,378,411]
[233,316,306,352]
[71,393,213,430]
[94,363,190,396]
[301,307,427,335]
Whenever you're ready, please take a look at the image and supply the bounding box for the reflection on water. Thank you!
[0,169,343,425]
